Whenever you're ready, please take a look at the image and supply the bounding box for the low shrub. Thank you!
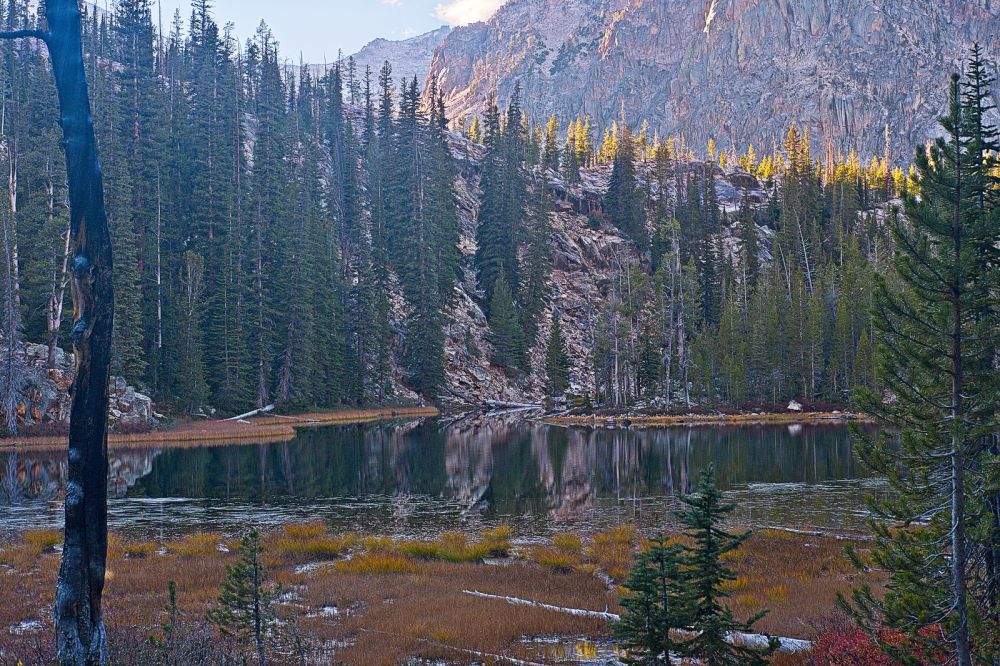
[811,625,894,665]
[811,622,945,666]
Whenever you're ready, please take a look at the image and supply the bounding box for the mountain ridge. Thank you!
[311,25,452,84]
[428,0,1000,157]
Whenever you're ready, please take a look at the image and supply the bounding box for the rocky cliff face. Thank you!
[436,133,757,406]
[429,0,1000,156]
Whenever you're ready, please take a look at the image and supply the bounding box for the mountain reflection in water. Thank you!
[0,416,882,538]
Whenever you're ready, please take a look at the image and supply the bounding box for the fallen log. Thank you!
[463,589,619,621]
[224,404,275,421]
[461,589,812,653]
[483,400,543,411]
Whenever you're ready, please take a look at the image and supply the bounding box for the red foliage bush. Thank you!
[811,624,944,666]
[811,626,893,665]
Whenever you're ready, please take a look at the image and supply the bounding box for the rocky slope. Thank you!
[429,0,1000,157]
[332,26,452,83]
[436,133,759,406]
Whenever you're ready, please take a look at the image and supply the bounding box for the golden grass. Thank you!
[0,406,439,451]
[334,552,416,575]
[547,411,873,428]
[552,532,583,553]
[480,524,513,557]
[590,525,638,580]
[281,521,327,540]
[395,531,493,562]
[23,529,62,552]
[122,540,159,559]
[266,522,359,564]
[0,529,62,572]
[0,523,883,665]
[170,533,223,558]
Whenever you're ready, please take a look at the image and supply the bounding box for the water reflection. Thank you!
[0,417,880,538]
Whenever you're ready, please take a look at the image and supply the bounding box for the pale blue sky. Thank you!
[147,0,504,62]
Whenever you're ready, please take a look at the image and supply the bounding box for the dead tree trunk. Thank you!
[0,2,115,664]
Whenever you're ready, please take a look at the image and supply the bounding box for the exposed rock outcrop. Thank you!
[1,341,157,435]
[429,0,999,157]
[438,133,767,406]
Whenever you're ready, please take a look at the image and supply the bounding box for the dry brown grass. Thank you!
[0,523,881,665]
[547,411,873,428]
[0,406,439,451]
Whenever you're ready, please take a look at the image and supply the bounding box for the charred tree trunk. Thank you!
[0,2,115,664]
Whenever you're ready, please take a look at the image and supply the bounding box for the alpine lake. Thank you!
[1,414,882,540]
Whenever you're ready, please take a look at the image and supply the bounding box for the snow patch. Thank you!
[9,619,44,635]
[306,605,340,618]
[704,0,719,35]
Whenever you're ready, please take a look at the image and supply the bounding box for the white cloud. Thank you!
[434,0,504,25]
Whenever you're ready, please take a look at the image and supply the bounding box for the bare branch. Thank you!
[0,29,48,41]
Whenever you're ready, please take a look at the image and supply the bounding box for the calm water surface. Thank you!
[0,416,884,539]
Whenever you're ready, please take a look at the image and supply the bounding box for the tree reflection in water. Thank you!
[0,417,879,537]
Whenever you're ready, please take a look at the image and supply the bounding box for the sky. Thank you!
[149,0,505,62]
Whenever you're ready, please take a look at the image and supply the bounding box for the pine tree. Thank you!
[606,124,646,251]
[467,115,481,144]
[960,42,1000,630]
[563,118,581,183]
[386,76,459,398]
[676,466,779,664]
[488,272,527,370]
[360,62,394,402]
[844,68,999,666]
[110,0,164,387]
[246,23,290,409]
[736,188,759,305]
[614,538,690,665]
[543,114,560,173]
[207,528,277,666]
[545,315,570,396]
[475,90,525,309]
[170,251,209,413]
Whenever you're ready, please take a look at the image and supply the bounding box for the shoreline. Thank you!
[545,410,874,429]
[0,407,872,452]
[0,406,439,452]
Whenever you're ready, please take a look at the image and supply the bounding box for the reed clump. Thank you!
[335,552,416,575]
